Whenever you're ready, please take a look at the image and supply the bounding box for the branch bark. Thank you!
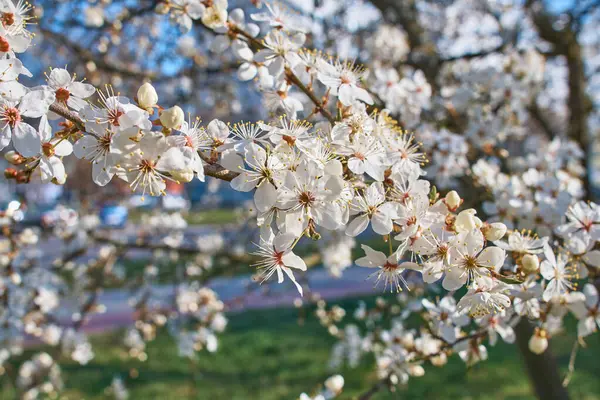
[526,0,592,198]
[514,319,570,400]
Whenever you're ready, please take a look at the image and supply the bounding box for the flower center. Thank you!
[463,255,478,270]
[56,88,71,103]
[185,135,195,148]
[42,142,55,158]
[3,107,20,127]
[340,75,351,85]
[437,244,448,258]
[98,134,112,152]
[274,250,284,266]
[1,12,14,27]
[140,159,155,174]
[0,36,10,53]
[382,261,398,272]
[108,108,124,126]
[298,191,315,207]
[353,152,365,161]
[282,134,296,147]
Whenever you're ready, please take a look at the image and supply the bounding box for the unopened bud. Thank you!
[155,3,170,14]
[444,190,462,211]
[4,168,18,179]
[521,254,540,274]
[202,5,228,30]
[4,151,23,165]
[160,105,184,130]
[170,168,194,183]
[324,375,344,395]
[409,365,425,377]
[430,353,447,367]
[483,222,507,241]
[528,329,548,354]
[16,172,30,184]
[137,82,158,111]
[454,209,482,233]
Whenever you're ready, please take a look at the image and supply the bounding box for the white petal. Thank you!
[281,251,307,271]
[476,247,505,272]
[230,172,257,192]
[274,233,296,251]
[254,182,278,213]
[13,123,40,157]
[371,210,393,235]
[355,245,387,268]
[442,267,467,291]
[345,214,369,237]
[19,89,55,118]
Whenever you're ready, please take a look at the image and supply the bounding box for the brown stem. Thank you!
[514,319,570,400]
[231,25,336,124]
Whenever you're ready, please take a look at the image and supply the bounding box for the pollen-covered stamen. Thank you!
[42,142,55,158]
[56,88,70,103]
[3,106,21,127]
[0,36,10,53]
[1,12,14,27]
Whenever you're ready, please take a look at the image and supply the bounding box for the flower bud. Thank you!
[4,168,17,179]
[483,222,507,241]
[521,254,540,274]
[160,106,184,130]
[170,168,194,183]
[324,375,344,394]
[4,151,23,165]
[202,6,228,30]
[137,82,158,111]
[155,3,170,14]
[444,190,462,211]
[84,6,104,28]
[409,365,425,377]
[528,330,548,355]
[454,209,482,233]
[430,353,448,367]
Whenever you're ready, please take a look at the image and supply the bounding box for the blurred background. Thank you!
[2,0,600,399]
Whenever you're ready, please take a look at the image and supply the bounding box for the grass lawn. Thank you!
[127,208,241,226]
[4,296,600,399]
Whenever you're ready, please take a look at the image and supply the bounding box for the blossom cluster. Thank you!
[0,0,599,397]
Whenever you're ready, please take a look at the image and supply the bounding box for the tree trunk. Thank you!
[514,319,570,400]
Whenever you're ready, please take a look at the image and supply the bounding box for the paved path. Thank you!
[38,223,379,336]
[57,266,376,334]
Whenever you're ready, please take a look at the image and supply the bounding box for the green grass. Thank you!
[127,208,241,226]
[5,297,600,400]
